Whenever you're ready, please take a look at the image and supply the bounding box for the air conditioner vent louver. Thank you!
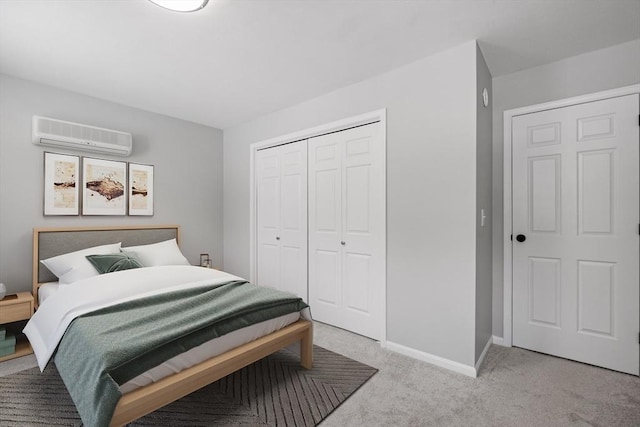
[32,116,132,157]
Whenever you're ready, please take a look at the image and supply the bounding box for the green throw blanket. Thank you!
[53,280,308,427]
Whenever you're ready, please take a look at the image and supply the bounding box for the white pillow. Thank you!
[40,243,122,282]
[121,238,190,267]
[58,264,101,285]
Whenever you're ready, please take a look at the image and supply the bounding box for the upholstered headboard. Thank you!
[32,225,180,304]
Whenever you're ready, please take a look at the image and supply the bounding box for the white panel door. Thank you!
[309,135,342,319]
[309,122,385,340]
[256,140,308,300]
[512,94,639,375]
[256,148,281,291]
[279,142,308,299]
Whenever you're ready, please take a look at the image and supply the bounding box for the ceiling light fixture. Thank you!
[148,0,209,12]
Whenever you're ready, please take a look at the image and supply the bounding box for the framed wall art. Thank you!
[43,152,80,215]
[128,162,154,216]
[82,157,127,215]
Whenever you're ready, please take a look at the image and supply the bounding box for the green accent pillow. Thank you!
[86,253,143,274]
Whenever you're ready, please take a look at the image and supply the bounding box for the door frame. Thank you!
[502,85,639,347]
[249,108,388,341]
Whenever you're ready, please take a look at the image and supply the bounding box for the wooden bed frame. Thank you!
[32,225,313,427]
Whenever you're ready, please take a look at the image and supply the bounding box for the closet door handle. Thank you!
[276,236,280,240]
[340,241,346,246]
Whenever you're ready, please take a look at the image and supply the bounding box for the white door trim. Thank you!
[502,84,640,347]
[249,108,387,342]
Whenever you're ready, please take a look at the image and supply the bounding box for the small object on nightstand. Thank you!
[0,283,6,300]
[200,253,212,268]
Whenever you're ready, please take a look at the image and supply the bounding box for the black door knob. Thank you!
[516,234,526,242]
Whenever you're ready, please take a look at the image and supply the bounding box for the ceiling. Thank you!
[0,0,638,129]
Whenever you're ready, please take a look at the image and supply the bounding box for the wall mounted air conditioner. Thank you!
[32,116,133,157]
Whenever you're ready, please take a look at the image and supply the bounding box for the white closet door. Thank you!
[308,131,343,323]
[256,140,308,300]
[512,94,639,375]
[279,141,308,299]
[256,148,281,291]
[309,122,385,340]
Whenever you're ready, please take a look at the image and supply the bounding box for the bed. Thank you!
[26,225,313,427]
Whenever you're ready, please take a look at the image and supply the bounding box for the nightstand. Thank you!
[0,292,34,362]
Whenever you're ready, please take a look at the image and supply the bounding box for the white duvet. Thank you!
[24,265,246,371]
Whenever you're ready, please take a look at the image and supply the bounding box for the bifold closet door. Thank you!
[308,122,385,341]
[255,140,308,300]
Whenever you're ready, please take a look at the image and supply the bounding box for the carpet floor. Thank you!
[0,345,377,426]
[312,322,640,427]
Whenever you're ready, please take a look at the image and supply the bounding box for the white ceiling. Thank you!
[1,0,638,129]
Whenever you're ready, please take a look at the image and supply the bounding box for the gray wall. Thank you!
[475,44,493,361]
[491,39,640,337]
[224,41,481,366]
[0,74,224,294]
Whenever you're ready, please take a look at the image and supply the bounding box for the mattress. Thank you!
[37,280,305,393]
[121,310,302,393]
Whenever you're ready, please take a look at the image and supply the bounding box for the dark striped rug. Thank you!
[0,345,376,426]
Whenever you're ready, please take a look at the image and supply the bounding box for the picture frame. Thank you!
[200,253,211,268]
[128,163,154,216]
[43,152,80,215]
[82,157,127,215]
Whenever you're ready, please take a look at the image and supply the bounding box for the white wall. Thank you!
[224,41,481,367]
[475,44,493,361]
[0,75,224,294]
[491,39,640,337]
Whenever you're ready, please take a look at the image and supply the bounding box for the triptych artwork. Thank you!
[43,152,154,216]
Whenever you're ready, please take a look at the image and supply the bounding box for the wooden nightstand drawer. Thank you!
[0,302,31,323]
[0,292,34,323]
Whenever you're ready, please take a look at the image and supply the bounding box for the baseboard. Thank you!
[492,335,507,347]
[474,336,492,374]
[385,341,477,378]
